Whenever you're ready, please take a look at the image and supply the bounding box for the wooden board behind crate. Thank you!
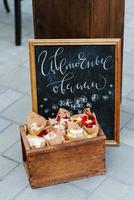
[29,39,121,145]
[32,0,125,43]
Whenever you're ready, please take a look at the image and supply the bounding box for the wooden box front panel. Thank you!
[20,125,106,188]
[28,141,105,188]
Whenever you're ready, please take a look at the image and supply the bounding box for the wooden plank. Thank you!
[28,141,105,187]
[32,0,53,38]
[29,42,38,113]
[20,125,30,151]
[70,0,90,38]
[32,0,125,40]
[90,0,110,37]
[52,0,71,38]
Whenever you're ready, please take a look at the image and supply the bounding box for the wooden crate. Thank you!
[20,125,106,188]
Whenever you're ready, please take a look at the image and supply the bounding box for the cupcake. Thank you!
[27,112,47,136]
[70,114,83,124]
[81,113,99,138]
[44,131,64,146]
[66,121,88,140]
[49,118,66,136]
[56,108,70,121]
[27,135,46,148]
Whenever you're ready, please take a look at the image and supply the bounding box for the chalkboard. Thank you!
[29,39,121,145]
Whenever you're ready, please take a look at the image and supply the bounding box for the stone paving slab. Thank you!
[0,85,8,94]
[3,141,22,163]
[124,27,134,55]
[14,183,87,200]
[0,95,31,123]
[0,61,18,78]
[71,175,106,193]
[121,98,134,115]
[0,117,11,132]
[121,128,134,147]
[0,67,31,94]
[123,186,134,200]
[0,165,28,200]
[120,111,133,130]
[0,123,20,153]
[122,74,134,98]
[126,117,134,129]
[86,178,128,200]
[123,53,134,76]
[0,155,18,179]
[106,144,134,185]
[127,89,134,101]
[125,12,134,27]
[0,89,23,112]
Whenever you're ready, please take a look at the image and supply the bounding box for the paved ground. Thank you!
[0,0,134,200]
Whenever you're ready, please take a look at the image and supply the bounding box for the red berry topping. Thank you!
[82,114,96,128]
[85,121,92,126]
[63,115,68,119]
[88,114,95,121]
[38,130,48,137]
[82,115,88,125]
[56,114,61,122]
[92,120,96,125]
[87,124,93,128]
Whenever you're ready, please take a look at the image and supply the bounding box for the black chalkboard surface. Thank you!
[29,39,121,145]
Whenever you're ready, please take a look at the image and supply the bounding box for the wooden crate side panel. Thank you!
[32,0,125,39]
[109,0,125,38]
[90,0,110,38]
[52,0,71,38]
[20,128,31,178]
[69,0,90,38]
[32,0,53,38]
[88,0,125,40]
[33,0,90,39]
[30,155,105,188]
[28,140,105,187]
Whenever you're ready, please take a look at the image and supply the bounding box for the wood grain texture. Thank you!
[90,0,110,38]
[20,125,106,188]
[29,42,38,113]
[52,0,71,38]
[33,0,53,38]
[32,0,125,41]
[114,39,121,145]
[69,0,90,38]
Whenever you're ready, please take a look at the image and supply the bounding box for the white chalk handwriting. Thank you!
[38,47,113,77]
[46,72,107,94]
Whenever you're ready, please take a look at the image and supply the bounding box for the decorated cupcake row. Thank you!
[26,108,99,149]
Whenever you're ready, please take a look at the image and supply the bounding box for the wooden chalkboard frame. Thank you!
[29,38,121,146]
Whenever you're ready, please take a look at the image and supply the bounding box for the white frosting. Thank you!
[54,124,65,129]
[70,129,83,134]
[92,125,96,128]
[76,117,82,121]
[86,120,92,123]
[45,132,57,140]
[27,137,45,148]
[60,118,69,124]
[30,122,41,131]
[69,129,84,137]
